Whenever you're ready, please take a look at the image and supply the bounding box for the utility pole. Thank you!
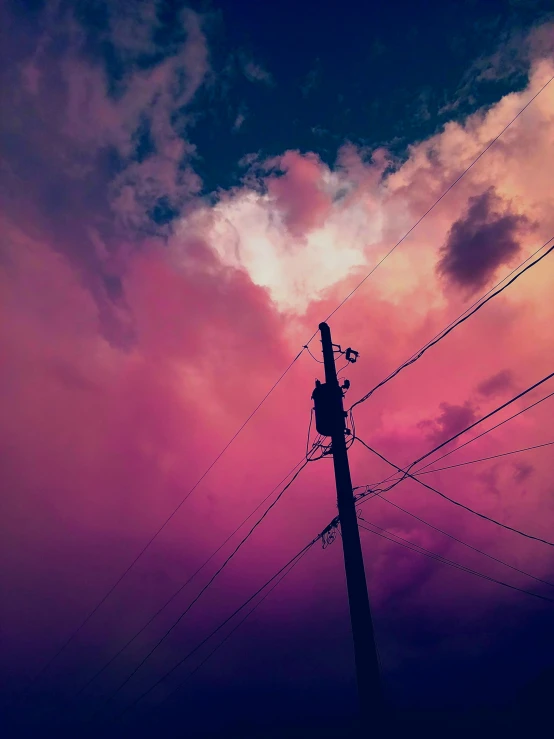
[311,322,382,724]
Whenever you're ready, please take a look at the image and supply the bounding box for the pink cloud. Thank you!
[265,151,334,238]
[1,8,554,723]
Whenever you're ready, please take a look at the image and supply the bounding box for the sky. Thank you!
[1,1,554,737]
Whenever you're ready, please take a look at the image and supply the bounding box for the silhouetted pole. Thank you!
[313,322,382,724]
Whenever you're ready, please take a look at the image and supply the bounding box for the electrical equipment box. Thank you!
[311,380,343,437]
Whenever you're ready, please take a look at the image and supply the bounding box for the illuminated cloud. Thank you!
[1,4,554,728]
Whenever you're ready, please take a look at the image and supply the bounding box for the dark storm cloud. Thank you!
[437,188,529,292]
[418,401,479,446]
[0,0,208,347]
[476,369,516,398]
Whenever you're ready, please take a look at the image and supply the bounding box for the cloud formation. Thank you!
[1,5,554,732]
[477,369,516,398]
[418,401,480,446]
[437,188,530,292]
[1,0,209,346]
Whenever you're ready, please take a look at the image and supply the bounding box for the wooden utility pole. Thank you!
[312,322,382,723]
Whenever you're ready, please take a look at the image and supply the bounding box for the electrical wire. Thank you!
[15,348,307,704]
[364,389,554,494]
[306,408,314,459]
[372,496,554,589]
[374,238,554,394]
[71,454,312,701]
[306,74,554,342]
[365,437,554,490]
[91,454,315,719]
[385,372,554,490]
[17,74,554,707]
[110,536,322,725]
[304,344,324,363]
[349,237,554,411]
[15,73,554,721]
[413,440,554,476]
[414,390,554,476]
[355,436,554,548]
[357,519,554,604]
[158,546,313,711]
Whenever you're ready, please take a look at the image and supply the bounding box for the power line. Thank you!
[363,238,554,405]
[309,74,554,339]
[365,439,554,489]
[405,372,554,479]
[110,536,322,726]
[350,237,553,414]
[304,344,324,363]
[71,455,311,701]
[14,348,306,702]
[158,546,313,712]
[366,496,554,590]
[349,237,554,411]
[358,519,554,604]
[17,74,554,705]
[355,436,554,548]
[14,74,553,723]
[354,392,554,497]
[73,435,554,706]
[414,440,554,476]
[414,390,554,476]
[92,455,314,719]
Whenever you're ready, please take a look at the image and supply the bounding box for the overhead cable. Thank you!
[358,519,554,603]
[17,349,306,702]
[355,436,554,548]
[349,238,554,411]
[368,496,554,589]
[110,536,322,725]
[93,455,314,718]
[158,546,313,711]
[365,389,554,494]
[72,455,311,701]
[20,74,554,702]
[310,75,554,340]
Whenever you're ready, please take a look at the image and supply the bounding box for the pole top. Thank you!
[319,321,330,332]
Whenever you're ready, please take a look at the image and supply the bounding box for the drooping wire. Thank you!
[304,344,324,363]
[336,359,350,376]
[17,76,554,708]
[306,74,554,342]
[355,436,554,548]
[349,237,554,412]
[14,348,307,704]
[15,75,554,724]
[374,371,554,494]
[372,496,554,590]
[358,519,554,604]
[91,451,317,721]
[362,389,554,494]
